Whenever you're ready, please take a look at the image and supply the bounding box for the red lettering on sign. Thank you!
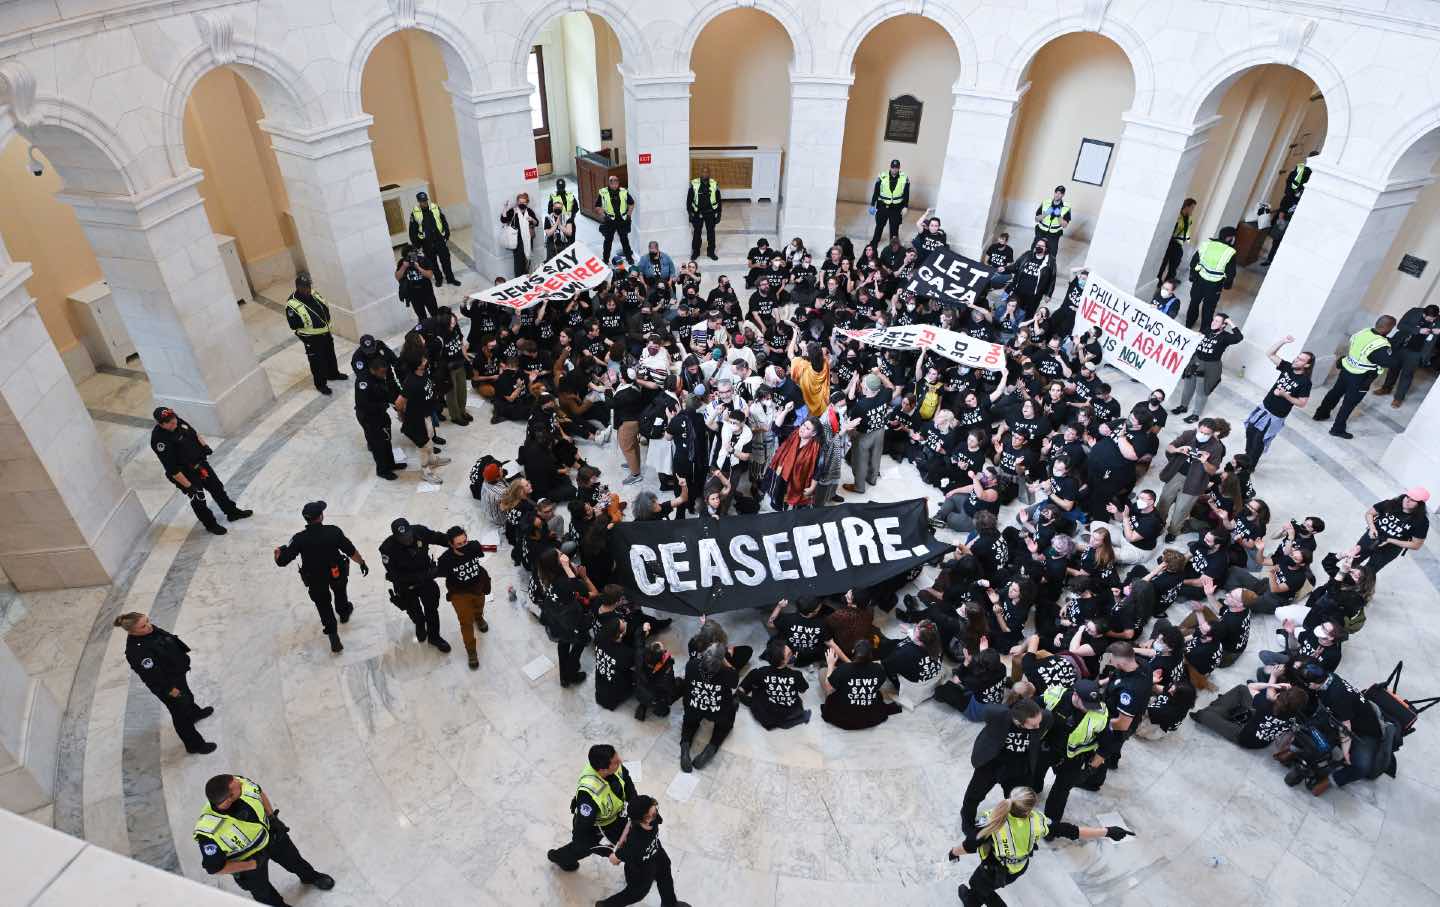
[523,167,538,180]
[637,153,652,164]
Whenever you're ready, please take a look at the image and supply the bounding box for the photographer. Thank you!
[545,197,575,258]
[396,245,438,322]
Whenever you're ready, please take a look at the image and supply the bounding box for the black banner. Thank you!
[906,248,997,308]
[609,500,947,616]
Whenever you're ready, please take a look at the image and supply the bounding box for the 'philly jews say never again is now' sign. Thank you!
[610,500,948,615]
[1071,275,1200,395]
[470,242,611,311]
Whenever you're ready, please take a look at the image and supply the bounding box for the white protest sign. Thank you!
[1071,275,1199,394]
[471,242,611,311]
[840,325,1006,373]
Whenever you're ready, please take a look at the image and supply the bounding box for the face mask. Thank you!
[712,350,724,361]
[1152,641,1166,655]
[1160,289,1172,298]
[1194,430,1212,442]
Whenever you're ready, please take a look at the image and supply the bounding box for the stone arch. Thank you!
[345,10,488,115]
[1377,111,1440,184]
[1181,44,1351,163]
[836,0,977,88]
[2,62,141,195]
[1002,15,1156,116]
[162,42,319,177]
[676,0,814,73]
[510,0,651,85]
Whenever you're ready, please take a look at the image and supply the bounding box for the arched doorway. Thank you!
[688,7,794,261]
[836,14,960,255]
[996,32,1136,274]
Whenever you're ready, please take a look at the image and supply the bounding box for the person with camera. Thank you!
[151,406,252,535]
[1156,417,1229,542]
[395,245,438,323]
[1295,664,1386,790]
[407,191,459,287]
[544,195,575,258]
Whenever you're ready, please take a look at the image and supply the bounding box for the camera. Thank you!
[27,146,43,177]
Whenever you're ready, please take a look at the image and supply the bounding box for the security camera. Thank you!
[26,146,43,177]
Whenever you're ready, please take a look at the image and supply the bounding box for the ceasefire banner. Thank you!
[840,324,1007,373]
[1071,274,1200,395]
[471,242,611,310]
[905,248,998,308]
[609,500,948,615]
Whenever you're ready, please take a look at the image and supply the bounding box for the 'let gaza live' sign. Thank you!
[1071,275,1200,395]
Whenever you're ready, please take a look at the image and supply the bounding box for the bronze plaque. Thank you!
[885,95,923,144]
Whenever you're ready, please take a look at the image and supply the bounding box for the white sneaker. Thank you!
[623,473,643,485]
[423,473,444,484]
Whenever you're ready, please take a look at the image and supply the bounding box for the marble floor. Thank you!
[6,224,1440,907]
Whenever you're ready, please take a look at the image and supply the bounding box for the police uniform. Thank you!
[195,776,332,905]
[1092,665,1152,784]
[125,623,213,753]
[1185,237,1237,330]
[1034,193,1072,256]
[286,280,346,394]
[596,185,637,263]
[687,175,722,260]
[870,164,910,248]
[1314,326,1394,438]
[354,367,401,478]
[1280,161,1311,211]
[150,408,250,533]
[274,502,366,650]
[1038,682,1109,824]
[546,762,637,870]
[408,194,459,286]
[351,336,401,392]
[379,519,452,652]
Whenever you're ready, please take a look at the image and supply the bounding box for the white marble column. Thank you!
[1381,385,1440,513]
[449,86,540,281]
[0,242,147,591]
[1238,164,1432,380]
[59,171,275,437]
[262,116,408,340]
[0,634,60,811]
[621,70,693,259]
[935,86,1026,258]
[779,73,852,257]
[1085,115,1217,296]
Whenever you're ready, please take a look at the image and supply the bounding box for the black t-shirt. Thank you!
[826,661,888,713]
[1237,690,1294,748]
[1022,652,1077,696]
[883,640,943,686]
[1261,360,1312,418]
[740,665,808,727]
[1186,542,1229,586]
[594,635,637,708]
[684,661,739,715]
[851,389,893,434]
[1371,497,1430,543]
[435,541,491,593]
[1194,327,1242,362]
[1318,674,1381,737]
[1218,606,1251,655]
[775,612,830,659]
[1128,510,1163,549]
[399,372,432,431]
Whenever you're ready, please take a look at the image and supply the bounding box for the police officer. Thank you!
[1034,185,1072,257]
[1093,641,1151,783]
[1280,153,1315,213]
[379,518,452,653]
[114,611,215,754]
[355,357,404,480]
[1157,197,1196,284]
[286,272,347,395]
[687,166,722,261]
[274,501,369,653]
[349,334,400,389]
[1185,227,1237,330]
[547,743,638,871]
[408,190,460,287]
[1313,315,1396,439]
[596,173,637,264]
[151,406,252,535]
[869,158,909,248]
[195,773,334,906]
[550,177,579,228]
[1037,678,1109,824]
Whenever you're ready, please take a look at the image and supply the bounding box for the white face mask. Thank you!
[1160,289,1172,298]
[1194,430,1212,442]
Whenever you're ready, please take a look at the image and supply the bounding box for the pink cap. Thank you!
[1406,487,1430,503]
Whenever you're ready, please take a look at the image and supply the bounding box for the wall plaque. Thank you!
[884,95,923,144]
[1399,254,1427,278]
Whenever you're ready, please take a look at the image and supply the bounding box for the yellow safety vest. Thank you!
[410,203,445,241]
[980,810,1050,875]
[1037,200,1071,233]
[690,178,718,209]
[1289,164,1309,193]
[599,188,631,219]
[576,765,626,826]
[1194,240,1236,283]
[1341,328,1390,376]
[194,776,270,861]
[286,293,331,337]
[1043,685,1110,759]
[550,192,577,216]
[877,172,908,206]
[1171,213,1193,242]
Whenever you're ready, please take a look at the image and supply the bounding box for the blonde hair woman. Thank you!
[947,787,1133,905]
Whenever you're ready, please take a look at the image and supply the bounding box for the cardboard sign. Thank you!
[1072,275,1200,394]
[471,242,611,311]
[840,325,1006,373]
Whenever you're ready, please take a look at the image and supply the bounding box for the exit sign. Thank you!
[637,153,652,165]
[523,166,538,180]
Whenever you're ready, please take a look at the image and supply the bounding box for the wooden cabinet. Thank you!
[575,150,627,223]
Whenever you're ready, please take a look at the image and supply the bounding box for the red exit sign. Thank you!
[637,153,652,165]
[523,167,538,180]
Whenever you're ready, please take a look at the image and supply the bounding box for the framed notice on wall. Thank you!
[1072,138,1114,186]
[885,95,923,143]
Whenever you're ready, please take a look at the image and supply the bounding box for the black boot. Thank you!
[327,631,343,653]
[225,507,253,521]
[692,744,719,770]
[634,703,648,721]
[414,621,427,643]
[680,739,694,773]
[430,635,452,654]
[203,522,228,536]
